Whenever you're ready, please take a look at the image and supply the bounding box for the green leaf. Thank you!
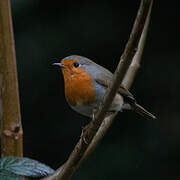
[0,169,22,180]
[0,156,54,177]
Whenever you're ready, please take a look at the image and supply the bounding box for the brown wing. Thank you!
[95,71,156,119]
[95,78,135,104]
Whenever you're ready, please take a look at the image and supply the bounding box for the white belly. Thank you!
[70,94,124,118]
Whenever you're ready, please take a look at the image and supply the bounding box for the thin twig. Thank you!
[80,0,153,164]
[80,112,117,162]
[78,0,153,168]
[43,0,152,179]
[122,0,153,89]
[0,0,23,157]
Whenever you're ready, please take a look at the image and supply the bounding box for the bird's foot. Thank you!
[80,125,89,145]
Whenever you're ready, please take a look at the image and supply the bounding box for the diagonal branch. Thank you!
[43,0,153,179]
[80,0,153,165]
[122,0,153,89]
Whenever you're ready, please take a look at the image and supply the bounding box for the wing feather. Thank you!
[95,76,135,103]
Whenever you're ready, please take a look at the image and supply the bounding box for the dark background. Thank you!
[11,0,180,179]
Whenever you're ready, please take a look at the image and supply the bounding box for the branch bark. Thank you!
[81,0,153,164]
[43,0,153,179]
[0,0,23,157]
[122,0,152,89]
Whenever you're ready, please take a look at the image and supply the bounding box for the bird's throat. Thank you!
[63,71,96,106]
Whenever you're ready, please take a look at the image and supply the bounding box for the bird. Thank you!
[53,55,156,120]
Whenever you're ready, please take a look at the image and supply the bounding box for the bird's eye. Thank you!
[73,62,80,68]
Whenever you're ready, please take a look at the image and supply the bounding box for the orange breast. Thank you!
[63,69,96,106]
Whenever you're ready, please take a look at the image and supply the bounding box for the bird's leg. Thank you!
[80,108,98,144]
[92,108,97,122]
[80,125,89,145]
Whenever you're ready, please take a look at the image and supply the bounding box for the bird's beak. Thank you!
[52,63,65,68]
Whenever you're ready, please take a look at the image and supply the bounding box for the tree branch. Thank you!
[122,0,153,89]
[80,0,153,164]
[0,0,23,157]
[43,0,153,179]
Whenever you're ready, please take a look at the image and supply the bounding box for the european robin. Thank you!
[53,55,156,120]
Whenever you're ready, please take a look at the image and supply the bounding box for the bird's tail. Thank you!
[132,103,156,120]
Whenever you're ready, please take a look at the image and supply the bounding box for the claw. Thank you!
[92,109,97,121]
[80,125,89,145]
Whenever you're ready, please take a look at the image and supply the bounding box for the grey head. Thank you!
[63,55,94,65]
[62,55,113,79]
